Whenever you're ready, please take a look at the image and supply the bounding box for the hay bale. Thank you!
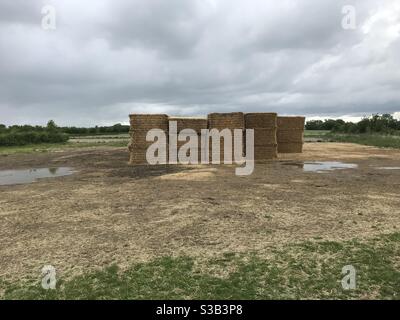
[130,140,164,150]
[129,149,148,165]
[253,128,277,146]
[129,128,154,139]
[207,138,246,163]
[276,116,304,153]
[277,129,304,143]
[169,117,207,134]
[209,151,235,163]
[252,144,278,160]
[208,112,245,130]
[277,116,305,130]
[207,114,244,163]
[129,145,169,165]
[243,113,278,160]
[128,114,169,165]
[244,144,278,160]
[245,113,277,129]
[128,141,134,152]
[174,139,204,163]
[130,129,168,148]
[129,114,169,130]
[277,142,303,153]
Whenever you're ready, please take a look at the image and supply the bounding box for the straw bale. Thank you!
[129,145,169,165]
[169,117,207,134]
[247,144,278,160]
[277,116,305,130]
[252,128,277,145]
[245,113,277,129]
[277,129,304,143]
[208,112,245,129]
[277,142,303,153]
[129,114,169,130]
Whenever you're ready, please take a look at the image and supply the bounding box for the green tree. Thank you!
[46,120,58,131]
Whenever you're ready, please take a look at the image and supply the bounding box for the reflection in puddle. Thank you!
[281,161,358,173]
[0,167,75,186]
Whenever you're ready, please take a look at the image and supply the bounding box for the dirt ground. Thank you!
[1,142,400,282]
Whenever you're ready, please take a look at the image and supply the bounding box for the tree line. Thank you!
[305,114,400,134]
[1,114,399,147]
[0,120,70,146]
[60,123,129,135]
[0,121,131,146]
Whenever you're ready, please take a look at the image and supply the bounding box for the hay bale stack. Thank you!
[244,113,277,129]
[169,117,207,134]
[252,128,278,146]
[175,138,205,163]
[253,145,279,159]
[277,116,305,129]
[168,117,207,163]
[208,112,245,130]
[176,133,205,164]
[277,116,305,153]
[276,143,303,153]
[244,113,278,160]
[129,114,169,164]
[129,114,169,129]
[208,140,236,164]
[207,113,244,163]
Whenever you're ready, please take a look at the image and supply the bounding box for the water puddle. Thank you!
[375,167,400,170]
[281,161,358,173]
[0,167,75,186]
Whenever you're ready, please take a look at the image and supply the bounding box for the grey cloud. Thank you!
[0,0,43,25]
[101,0,209,58]
[0,0,399,126]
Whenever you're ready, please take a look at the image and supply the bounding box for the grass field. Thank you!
[304,130,330,137]
[324,133,400,149]
[2,233,399,300]
[1,142,400,300]
[1,132,399,155]
[304,131,400,149]
[69,134,130,141]
[0,131,399,300]
[0,137,129,154]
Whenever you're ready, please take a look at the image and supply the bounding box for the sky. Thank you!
[0,0,399,126]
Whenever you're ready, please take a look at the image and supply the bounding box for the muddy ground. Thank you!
[0,143,400,281]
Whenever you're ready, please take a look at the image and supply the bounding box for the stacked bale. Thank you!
[277,116,305,153]
[129,114,169,164]
[244,113,278,160]
[169,117,207,163]
[207,112,245,163]
[169,117,208,134]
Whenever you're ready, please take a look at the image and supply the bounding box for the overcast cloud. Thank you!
[0,0,399,126]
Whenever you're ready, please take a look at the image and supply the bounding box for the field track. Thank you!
[1,142,400,283]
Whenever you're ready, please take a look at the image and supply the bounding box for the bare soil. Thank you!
[0,143,399,281]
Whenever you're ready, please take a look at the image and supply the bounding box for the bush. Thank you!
[0,131,69,146]
[306,114,400,135]
[0,119,131,146]
[60,123,130,135]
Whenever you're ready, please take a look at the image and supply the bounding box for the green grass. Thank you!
[304,130,400,149]
[2,233,400,300]
[324,133,400,149]
[70,134,130,140]
[0,140,129,155]
[4,132,399,154]
[304,130,330,137]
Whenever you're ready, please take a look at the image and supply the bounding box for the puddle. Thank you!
[375,167,400,170]
[0,167,75,186]
[281,161,358,173]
